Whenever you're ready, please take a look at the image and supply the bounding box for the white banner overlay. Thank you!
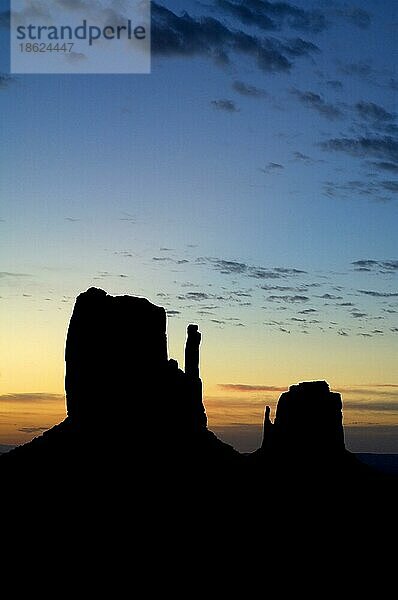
[11,0,151,74]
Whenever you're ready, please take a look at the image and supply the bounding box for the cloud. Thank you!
[339,384,398,393]
[119,212,135,222]
[291,89,343,120]
[261,162,284,173]
[215,0,327,34]
[201,258,247,274]
[232,80,267,98]
[318,293,343,300]
[94,271,128,280]
[321,135,398,163]
[293,151,311,161]
[355,101,395,123]
[211,99,239,112]
[18,426,49,434]
[344,401,398,412]
[261,284,316,292]
[178,291,224,301]
[152,3,319,73]
[152,255,189,266]
[283,38,320,57]
[266,295,309,303]
[352,260,398,273]
[380,181,398,193]
[358,290,398,298]
[230,290,252,298]
[200,257,306,279]
[368,161,398,173]
[218,384,287,393]
[0,393,64,403]
[323,179,397,202]
[292,151,323,164]
[197,257,306,279]
[0,272,30,278]
[215,0,275,30]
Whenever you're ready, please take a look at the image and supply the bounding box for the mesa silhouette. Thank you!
[0,287,392,497]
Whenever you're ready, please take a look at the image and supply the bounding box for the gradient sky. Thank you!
[0,0,397,453]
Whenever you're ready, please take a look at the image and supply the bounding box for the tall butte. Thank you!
[64,288,236,462]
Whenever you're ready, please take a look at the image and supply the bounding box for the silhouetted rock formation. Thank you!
[64,287,210,442]
[65,287,168,425]
[262,381,345,456]
[185,324,201,379]
[1,288,395,506]
[0,288,238,487]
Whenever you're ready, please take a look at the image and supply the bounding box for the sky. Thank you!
[0,0,397,453]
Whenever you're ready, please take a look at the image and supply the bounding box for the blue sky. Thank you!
[0,0,397,452]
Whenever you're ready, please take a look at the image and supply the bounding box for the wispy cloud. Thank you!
[358,290,398,298]
[355,101,395,124]
[351,311,368,319]
[0,272,30,278]
[232,80,267,98]
[323,179,397,202]
[18,426,49,434]
[291,88,343,120]
[178,291,224,301]
[199,257,306,279]
[344,401,398,412]
[152,3,319,73]
[211,99,239,112]
[317,293,343,300]
[261,162,284,174]
[215,0,327,33]
[368,161,398,173]
[321,135,398,163]
[218,384,287,393]
[292,151,323,164]
[266,294,309,303]
[0,393,64,403]
[352,259,398,273]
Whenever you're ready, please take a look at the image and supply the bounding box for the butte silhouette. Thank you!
[1,287,395,506]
